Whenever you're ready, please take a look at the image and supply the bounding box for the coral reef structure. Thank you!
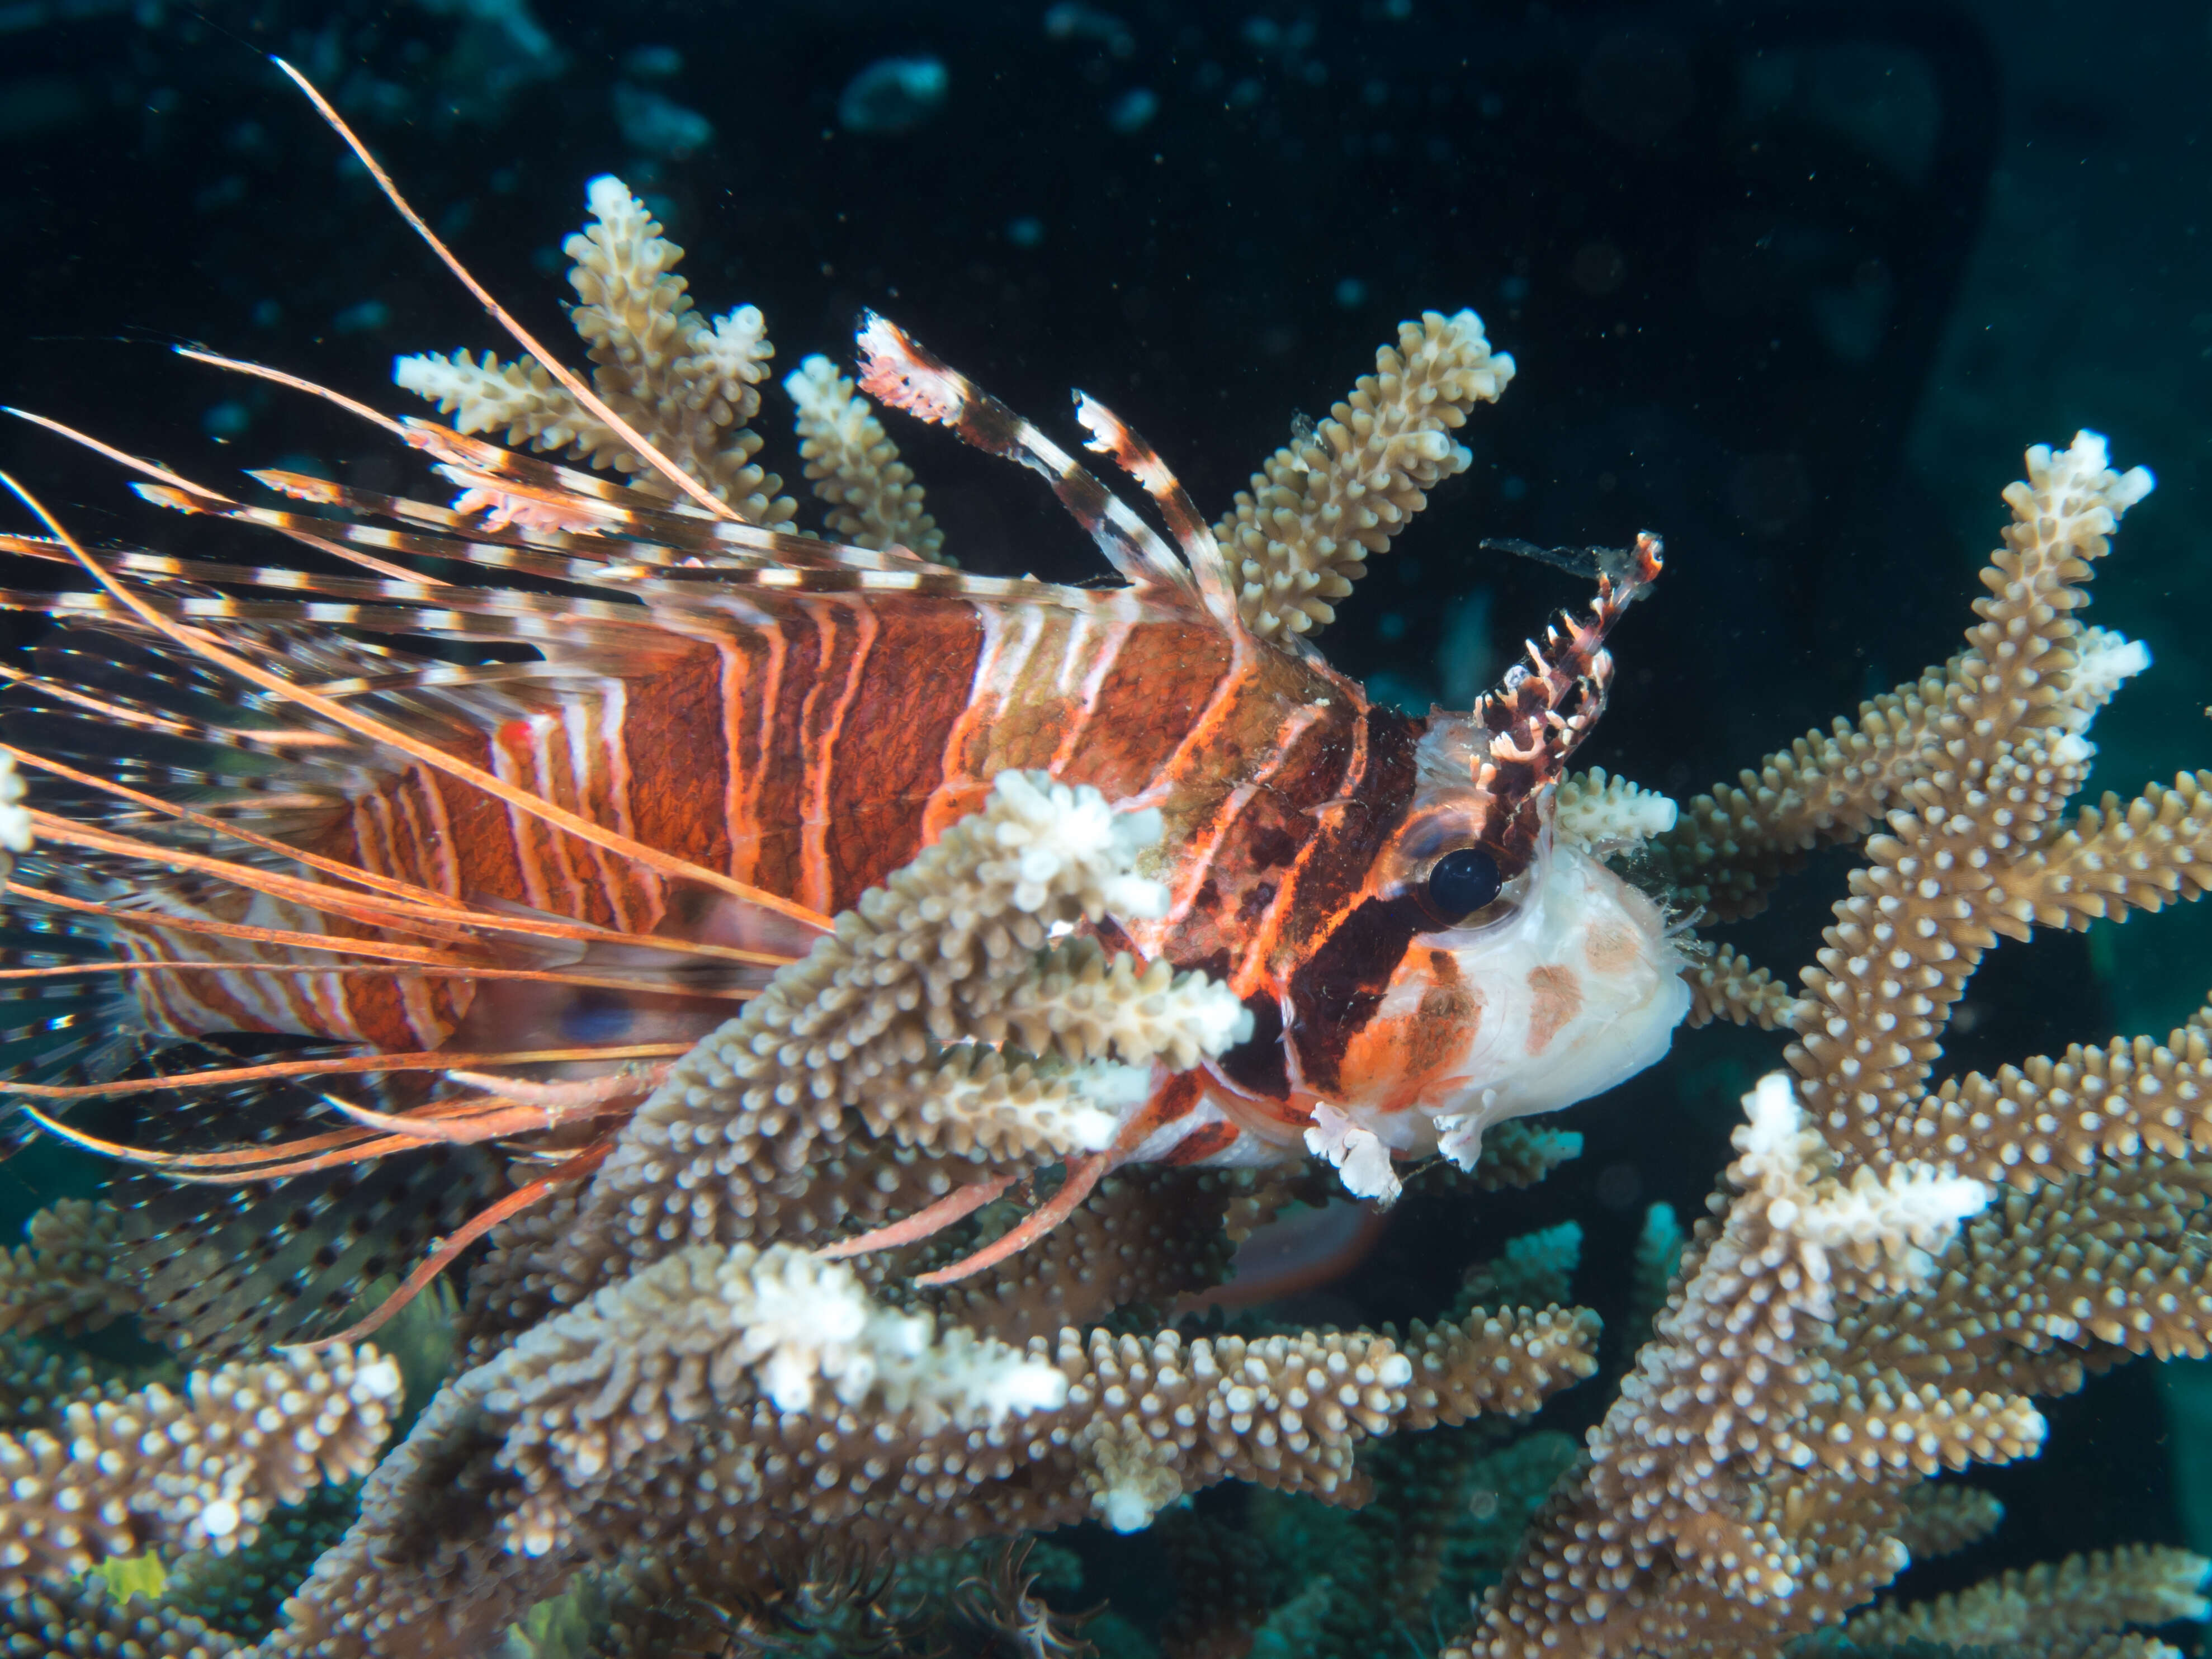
[0,149,2205,1659]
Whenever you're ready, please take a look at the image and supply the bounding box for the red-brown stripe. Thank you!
[623,644,735,888]
[823,605,984,905]
[1061,621,1235,800]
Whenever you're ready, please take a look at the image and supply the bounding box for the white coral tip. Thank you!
[1102,1486,1158,1533]
[197,1499,241,1540]
[1113,805,1165,853]
[352,1354,403,1402]
[1736,1072,1803,1159]
[1102,873,1170,920]
[585,173,637,221]
[1188,982,1255,1052]
[985,1360,1070,1416]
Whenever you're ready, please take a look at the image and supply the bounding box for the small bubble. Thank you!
[202,401,250,440]
[1595,1161,1642,1211]
[1500,275,1530,303]
[250,299,281,328]
[1006,216,1046,248]
[1500,475,1528,501]
[1332,276,1367,309]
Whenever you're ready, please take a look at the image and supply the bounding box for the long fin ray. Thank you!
[855,311,1199,598]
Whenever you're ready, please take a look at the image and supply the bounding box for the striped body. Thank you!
[101,557,1688,1185]
[111,595,1419,1161]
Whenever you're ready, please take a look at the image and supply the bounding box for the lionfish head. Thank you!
[1298,535,1688,1180]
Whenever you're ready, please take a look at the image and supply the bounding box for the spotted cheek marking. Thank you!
[1524,963,1584,1056]
[1584,919,1643,977]
[1336,977,1483,1112]
[1409,983,1482,1080]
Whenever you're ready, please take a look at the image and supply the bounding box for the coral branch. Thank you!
[784,353,945,559]
[469,770,1248,1341]
[0,1345,398,1592]
[0,1199,140,1336]
[1214,310,1514,638]
[1844,1544,2209,1651]
[396,177,795,521]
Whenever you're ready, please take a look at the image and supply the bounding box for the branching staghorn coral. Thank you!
[1213,310,1515,638]
[461,770,1249,1348]
[1455,435,2212,1657]
[1212,311,1521,641]
[1554,767,1679,859]
[1842,1543,2209,1656]
[161,1485,363,1644]
[1890,1485,2005,1561]
[0,1577,241,1658]
[0,1197,142,1336]
[396,177,794,521]
[1473,1074,2004,1654]
[15,143,2191,1656]
[0,1343,397,1594]
[265,1238,1595,1655]
[784,353,946,560]
[0,1330,142,1430]
[395,176,960,556]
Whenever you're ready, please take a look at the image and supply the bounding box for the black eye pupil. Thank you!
[1426,848,1502,922]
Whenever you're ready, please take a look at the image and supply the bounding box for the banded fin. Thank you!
[251,466,918,575]
[1447,531,1666,863]
[1072,390,1240,629]
[0,913,149,1146]
[102,1072,502,1354]
[855,311,1200,601]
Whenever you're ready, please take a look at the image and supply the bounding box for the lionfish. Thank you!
[0,67,1686,1353]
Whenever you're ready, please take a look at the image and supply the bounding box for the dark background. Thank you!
[3,0,2209,1608]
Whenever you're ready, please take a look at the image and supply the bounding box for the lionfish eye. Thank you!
[1422,847,1503,927]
